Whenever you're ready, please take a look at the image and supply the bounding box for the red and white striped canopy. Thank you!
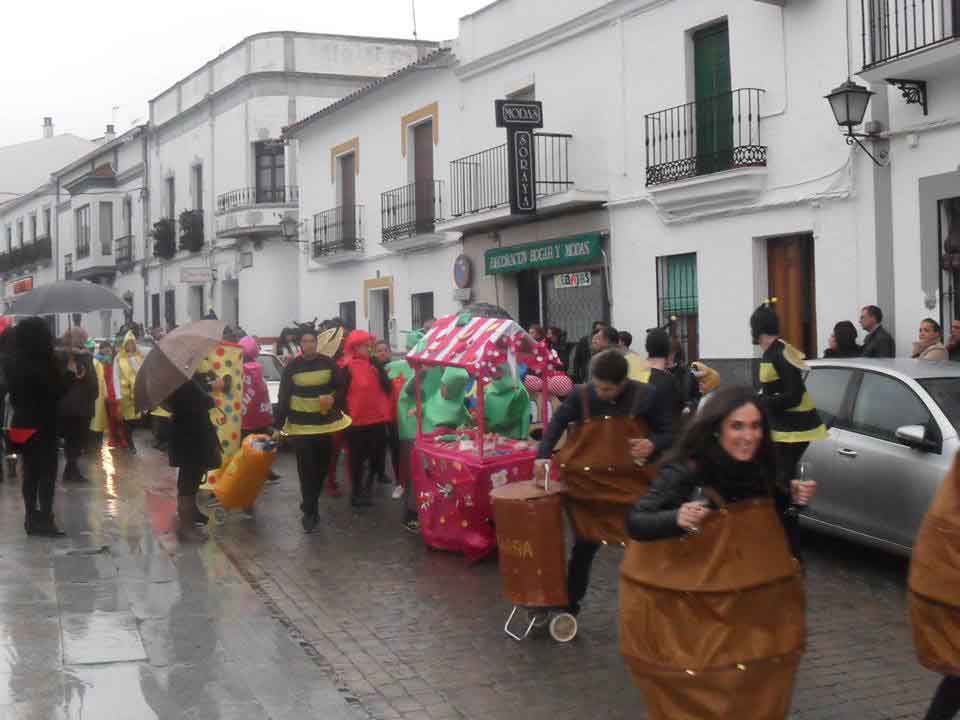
[406,313,556,377]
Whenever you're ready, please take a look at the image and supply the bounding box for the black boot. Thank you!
[24,510,38,536]
[35,513,66,537]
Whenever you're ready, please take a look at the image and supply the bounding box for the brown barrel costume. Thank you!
[620,494,806,720]
[555,387,656,544]
[910,455,960,676]
[491,480,569,608]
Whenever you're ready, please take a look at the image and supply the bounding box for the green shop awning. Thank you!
[484,232,602,275]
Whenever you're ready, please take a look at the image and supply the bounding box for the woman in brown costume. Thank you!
[620,386,813,720]
[909,455,960,720]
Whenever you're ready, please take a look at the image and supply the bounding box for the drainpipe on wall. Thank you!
[141,129,151,329]
[54,176,61,337]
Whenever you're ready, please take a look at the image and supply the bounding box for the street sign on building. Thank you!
[484,233,602,275]
[495,99,544,215]
[180,267,213,284]
[6,277,33,296]
[554,271,592,289]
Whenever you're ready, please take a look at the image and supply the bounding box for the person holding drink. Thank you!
[534,349,673,619]
[620,385,814,719]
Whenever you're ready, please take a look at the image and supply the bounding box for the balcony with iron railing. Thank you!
[311,205,364,264]
[440,133,603,233]
[644,89,768,212]
[380,180,444,250]
[215,185,300,241]
[0,237,53,275]
[860,0,960,73]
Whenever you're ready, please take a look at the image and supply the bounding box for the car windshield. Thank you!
[918,378,960,434]
[257,354,283,382]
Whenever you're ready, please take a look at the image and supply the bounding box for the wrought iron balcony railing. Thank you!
[861,0,959,69]
[116,235,133,265]
[312,205,364,258]
[381,180,444,242]
[449,133,573,218]
[644,88,766,187]
[216,186,300,213]
[0,238,53,273]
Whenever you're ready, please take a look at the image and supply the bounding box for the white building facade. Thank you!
[54,125,149,338]
[144,32,437,337]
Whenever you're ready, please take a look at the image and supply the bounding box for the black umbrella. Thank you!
[10,280,128,316]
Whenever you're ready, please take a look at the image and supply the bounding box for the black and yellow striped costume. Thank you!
[759,340,827,444]
[276,355,352,437]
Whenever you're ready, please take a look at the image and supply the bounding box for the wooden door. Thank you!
[413,121,435,232]
[767,235,817,357]
[694,22,732,174]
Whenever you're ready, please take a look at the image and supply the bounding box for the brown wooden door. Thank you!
[414,121,435,232]
[340,153,356,246]
[767,234,817,357]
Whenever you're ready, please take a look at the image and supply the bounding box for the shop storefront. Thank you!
[483,231,609,341]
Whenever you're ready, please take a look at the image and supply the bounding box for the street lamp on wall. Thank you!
[825,79,888,167]
[279,216,307,244]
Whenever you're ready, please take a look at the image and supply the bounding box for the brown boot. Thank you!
[177,496,207,540]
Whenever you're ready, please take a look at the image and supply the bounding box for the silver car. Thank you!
[802,358,960,555]
[256,352,284,415]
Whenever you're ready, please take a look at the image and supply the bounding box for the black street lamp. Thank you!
[825,79,887,166]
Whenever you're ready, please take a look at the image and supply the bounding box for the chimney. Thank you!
[42,117,53,139]
[105,124,116,141]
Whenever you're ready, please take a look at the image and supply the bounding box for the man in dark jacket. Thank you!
[860,305,896,358]
[57,328,98,483]
[569,321,609,384]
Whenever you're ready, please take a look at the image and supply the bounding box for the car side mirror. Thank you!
[896,424,935,451]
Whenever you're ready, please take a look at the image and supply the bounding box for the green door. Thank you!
[694,22,732,175]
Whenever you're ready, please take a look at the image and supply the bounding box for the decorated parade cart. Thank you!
[405,313,563,563]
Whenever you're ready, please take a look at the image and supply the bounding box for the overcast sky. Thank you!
[0,0,490,147]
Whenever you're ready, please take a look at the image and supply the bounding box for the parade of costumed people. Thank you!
[275,326,351,533]
[113,330,144,452]
[404,312,563,562]
[909,455,960,720]
[619,386,811,720]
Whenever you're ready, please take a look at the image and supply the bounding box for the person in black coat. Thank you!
[860,305,896,358]
[4,318,76,536]
[57,327,98,483]
[167,372,224,539]
[823,320,861,359]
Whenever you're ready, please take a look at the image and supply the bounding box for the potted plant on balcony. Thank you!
[179,209,204,253]
[152,218,176,260]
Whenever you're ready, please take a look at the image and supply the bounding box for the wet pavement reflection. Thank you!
[0,433,358,720]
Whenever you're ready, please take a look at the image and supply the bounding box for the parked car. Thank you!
[257,352,283,417]
[801,358,960,555]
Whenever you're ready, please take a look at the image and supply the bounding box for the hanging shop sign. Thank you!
[484,232,603,275]
[495,99,544,215]
[180,267,213,284]
[7,276,33,296]
[554,271,592,289]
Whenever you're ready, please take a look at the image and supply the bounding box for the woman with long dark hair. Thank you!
[4,318,74,536]
[620,386,813,720]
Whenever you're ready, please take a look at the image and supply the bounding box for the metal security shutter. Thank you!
[541,268,608,343]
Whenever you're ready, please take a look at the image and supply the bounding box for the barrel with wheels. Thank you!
[490,480,577,643]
